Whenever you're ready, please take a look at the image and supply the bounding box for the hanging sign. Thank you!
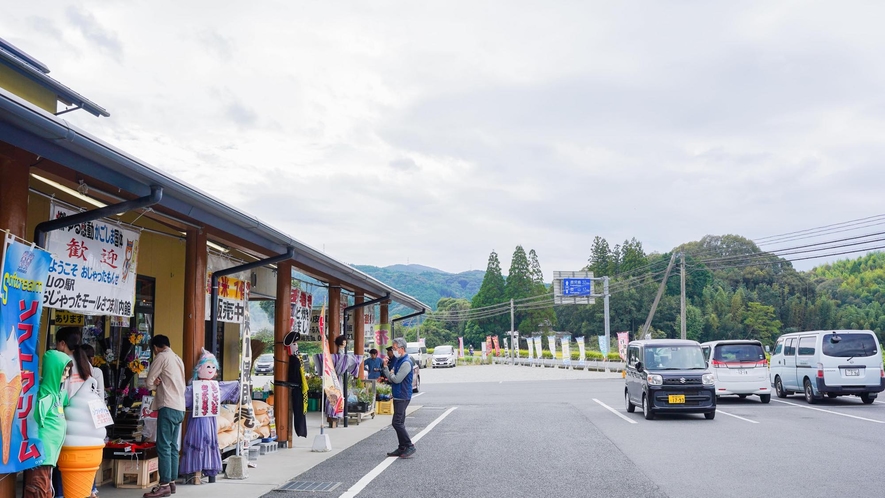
[0,235,52,472]
[43,202,140,316]
[289,288,313,337]
[192,380,221,418]
[88,399,113,428]
[205,274,247,324]
[53,310,84,326]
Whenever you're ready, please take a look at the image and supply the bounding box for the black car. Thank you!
[624,339,716,420]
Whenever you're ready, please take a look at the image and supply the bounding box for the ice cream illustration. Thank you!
[58,377,106,498]
[0,326,22,465]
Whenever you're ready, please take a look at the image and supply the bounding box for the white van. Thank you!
[701,340,771,403]
[769,330,885,404]
[406,342,430,369]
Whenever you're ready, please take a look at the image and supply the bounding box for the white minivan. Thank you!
[701,340,771,403]
[769,330,885,404]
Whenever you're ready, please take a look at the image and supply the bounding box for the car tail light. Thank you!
[756,359,768,368]
[817,363,824,379]
[711,359,726,368]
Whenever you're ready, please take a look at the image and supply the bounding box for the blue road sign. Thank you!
[562,278,592,296]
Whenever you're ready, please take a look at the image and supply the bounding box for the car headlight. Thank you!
[647,374,663,386]
[702,373,715,385]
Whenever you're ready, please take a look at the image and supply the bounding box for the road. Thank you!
[264,363,885,498]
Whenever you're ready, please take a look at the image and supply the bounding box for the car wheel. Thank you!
[803,378,817,404]
[738,394,748,399]
[860,393,874,404]
[625,390,636,413]
[642,394,654,420]
[759,394,771,404]
[775,376,788,398]
[704,410,716,420]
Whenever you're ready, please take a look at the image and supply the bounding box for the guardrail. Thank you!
[489,356,625,372]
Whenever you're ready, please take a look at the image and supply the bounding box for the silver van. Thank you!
[769,330,885,404]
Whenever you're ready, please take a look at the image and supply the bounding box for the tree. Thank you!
[465,251,508,346]
[505,246,535,333]
[743,302,782,345]
[587,236,614,276]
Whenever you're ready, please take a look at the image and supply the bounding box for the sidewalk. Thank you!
[17,406,414,498]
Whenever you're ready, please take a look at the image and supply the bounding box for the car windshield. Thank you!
[645,346,706,369]
[713,343,765,362]
[435,346,453,355]
[406,347,420,355]
[822,334,878,357]
[257,354,273,363]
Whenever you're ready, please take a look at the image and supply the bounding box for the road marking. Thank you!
[592,398,638,424]
[772,399,885,424]
[412,392,425,398]
[716,410,759,424]
[338,407,458,498]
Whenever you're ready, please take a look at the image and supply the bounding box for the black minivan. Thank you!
[624,339,717,420]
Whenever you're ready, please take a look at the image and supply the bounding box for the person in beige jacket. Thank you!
[143,335,185,498]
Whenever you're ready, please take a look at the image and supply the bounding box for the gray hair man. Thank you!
[381,337,416,458]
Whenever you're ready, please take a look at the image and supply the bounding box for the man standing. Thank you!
[143,335,186,498]
[381,338,415,458]
[363,349,382,380]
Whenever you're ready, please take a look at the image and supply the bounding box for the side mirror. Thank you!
[635,362,644,373]
[705,361,710,369]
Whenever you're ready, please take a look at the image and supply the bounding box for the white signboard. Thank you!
[192,380,221,418]
[44,202,140,316]
[290,288,313,336]
[205,255,248,324]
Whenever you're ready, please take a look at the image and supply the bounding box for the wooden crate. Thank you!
[114,457,159,489]
[98,458,115,486]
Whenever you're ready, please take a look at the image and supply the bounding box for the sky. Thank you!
[5,2,885,281]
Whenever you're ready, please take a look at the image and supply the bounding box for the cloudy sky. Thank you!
[5,2,885,279]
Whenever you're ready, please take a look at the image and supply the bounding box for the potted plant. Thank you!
[306,375,323,399]
[376,383,392,401]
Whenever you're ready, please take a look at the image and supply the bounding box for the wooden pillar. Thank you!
[329,287,341,353]
[380,301,390,345]
[0,144,31,498]
[274,261,292,445]
[353,293,364,378]
[182,229,207,377]
[0,144,33,238]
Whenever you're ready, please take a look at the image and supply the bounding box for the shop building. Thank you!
[0,37,427,494]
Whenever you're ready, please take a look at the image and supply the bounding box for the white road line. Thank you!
[772,399,885,424]
[716,410,759,424]
[592,398,638,424]
[338,406,458,498]
[411,392,425,398]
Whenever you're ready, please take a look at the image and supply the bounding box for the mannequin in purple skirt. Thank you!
[180,349,239,484]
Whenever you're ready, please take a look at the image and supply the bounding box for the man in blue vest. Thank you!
[381,337,415,458]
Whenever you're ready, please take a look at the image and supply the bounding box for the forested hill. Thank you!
[353,264,484,311]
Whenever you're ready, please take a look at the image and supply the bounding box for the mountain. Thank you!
[353,264,485,311]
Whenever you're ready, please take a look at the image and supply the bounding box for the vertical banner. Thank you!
[492,336,500,356]
[481,339,488,360]
[576,336,586,364]
[534,336,543,359]
[617,332,630,361]
[373,324,390,348]
[598,335,609,357]
[289,288,313,337]
[235,283,256,448]
[561,335,571,365]
[458,337,464,358]
[547,335,557,359]
[44,202,140,316]
[526,336,535,359]
[321,304,343,418]
[0,236,52,472]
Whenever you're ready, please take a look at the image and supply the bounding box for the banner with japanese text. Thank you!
[547,335,557,359]
[44,202,140,316]
[192,380,221,418]
[458,337,464,358]
[576,336,586,363]
[598,335,609,356]
[321,304,344,418]
[205,254,248,324]
[373,324,389,348]
[0,235,53,472]
[526,336,535,359]
[617,332,630,360]
[533,336,543,359]
[289,288,313,337]
[561,335,571,365]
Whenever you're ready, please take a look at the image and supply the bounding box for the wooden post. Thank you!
[353,293,365,378]
[183,228,207,377]
[274,261,292,445]
[329,287,341,353]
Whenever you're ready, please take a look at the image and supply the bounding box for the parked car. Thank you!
[770,330,885,404]
[432,345,456,368]
[412,361,421,393]
[253,353,274,375]
[625,339,716,420]
[701,340,771,403]
[406,342,430,369]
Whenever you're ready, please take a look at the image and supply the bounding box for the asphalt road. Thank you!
[264,364,885,498]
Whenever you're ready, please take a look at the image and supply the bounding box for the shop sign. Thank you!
[289,288,313,336]
[204,274,247,324]
[43,203,140,317]
[192,380,220,418]
[54,310,84,326]
[0,235,53,472]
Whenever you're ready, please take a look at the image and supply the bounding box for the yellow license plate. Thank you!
[668,395,685,404]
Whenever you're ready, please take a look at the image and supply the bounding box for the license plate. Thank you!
[845,369,860,376]
[668,395,685,404]
[737,369,748,375]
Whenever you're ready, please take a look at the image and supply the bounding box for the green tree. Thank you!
[465,251,508,346]
[743,301,782,345]
[505,246,535,333]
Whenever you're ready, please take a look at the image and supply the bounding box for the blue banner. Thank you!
[598,335,609,356]
[562,278,592,296]
[0,237,53,472]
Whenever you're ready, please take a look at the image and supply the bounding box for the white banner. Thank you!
[576,336,586,363]
[534,336,543,359]
[458,337,464,358]
[617,331,630,360]
[598,335,609,356]
[526,336,535,359]
[547,335,557,359]
[205,254,248,324]
[561,335,571,365]
[192,380,221,418]
[44,202,141,316]
[289,288,313,336]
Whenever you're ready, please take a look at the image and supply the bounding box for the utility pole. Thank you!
[603,276,610,371]
[680,252,686,340]
[641,253,678,339]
